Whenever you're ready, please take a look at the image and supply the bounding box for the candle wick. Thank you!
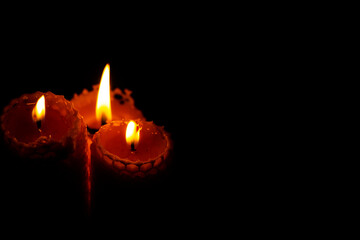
[36,120,42,131]
[131,141,136,151]
[101,115,107,126]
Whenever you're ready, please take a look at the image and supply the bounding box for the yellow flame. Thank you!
[32,95,45,122]
[126,120,140,146]
[96,63,112,122]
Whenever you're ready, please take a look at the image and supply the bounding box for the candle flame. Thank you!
[32,95,45,122]
[96,63,112,123]
[126,120,140,147]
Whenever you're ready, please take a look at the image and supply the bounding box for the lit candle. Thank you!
[71,64,145,132]
[1,91,88,160]
[91,120,172,179]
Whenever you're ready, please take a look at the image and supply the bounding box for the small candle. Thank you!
[1,91,88,160]
[91,120,172,179]
[71,64,145,131]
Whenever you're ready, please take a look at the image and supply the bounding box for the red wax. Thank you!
[91,120,172,177]
[71,85,145,129]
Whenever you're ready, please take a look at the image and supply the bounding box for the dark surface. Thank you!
[0,27,208,220]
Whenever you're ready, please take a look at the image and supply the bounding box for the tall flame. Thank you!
[126,120,140,147]
[96,64,112,123]
[32,95,45,122]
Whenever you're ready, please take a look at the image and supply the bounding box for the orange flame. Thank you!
[32,95,45,122]
[126,120,140,148]
[96,64,112,123]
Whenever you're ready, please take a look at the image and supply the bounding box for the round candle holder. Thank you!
[91,120,172,180]
[71,84,145,130]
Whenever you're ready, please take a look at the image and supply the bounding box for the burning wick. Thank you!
[36,119,42,130]
[96,64,112,127]
[32,95,45,131]
[126,120,140,152]
[101,114,107,126]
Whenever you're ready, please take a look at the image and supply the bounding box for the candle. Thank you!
[91,120,172,179]
[0,91,91,215]
[1,91,89,159]
[71,64,145,131]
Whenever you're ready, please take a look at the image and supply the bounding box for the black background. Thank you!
[0,3,299,234]
[0,3,335,235]
[0,5,288,232]
[0,15,218,222]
